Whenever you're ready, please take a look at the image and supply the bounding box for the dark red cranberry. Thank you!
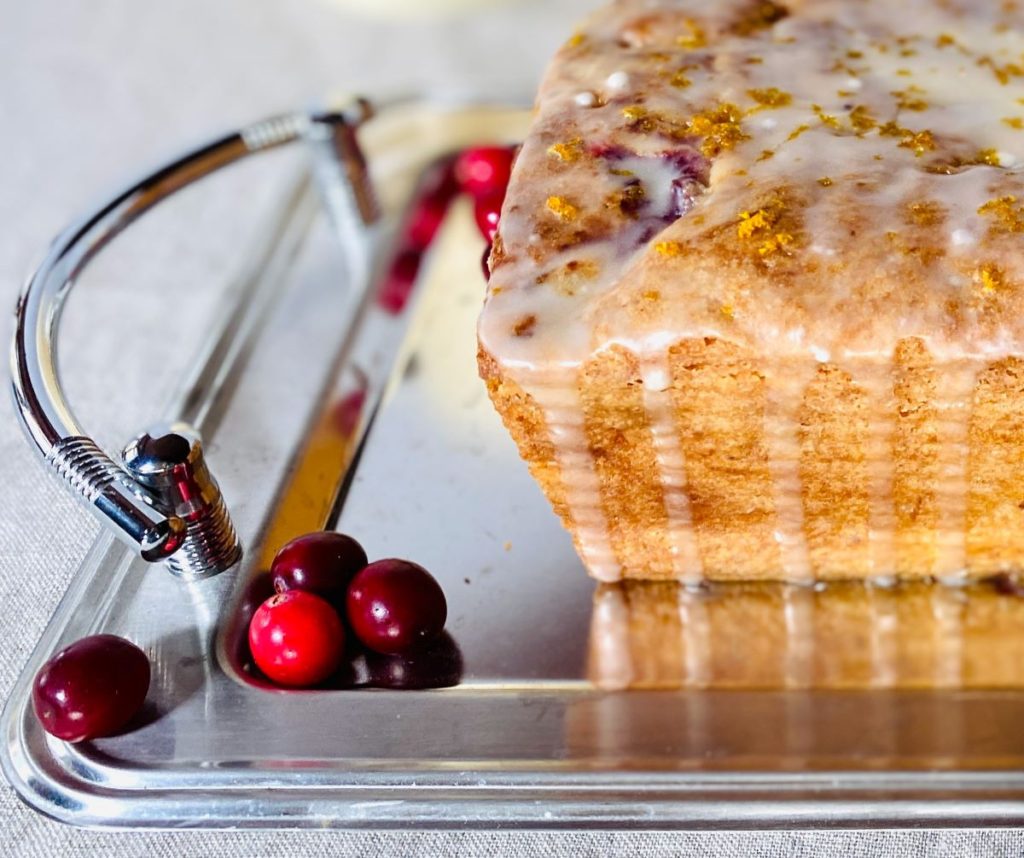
[407,202,445,249]
[994,573,1024,596]
[473,190,504,243]
[406,193,451,248]
[232,572,276,668]
[249,591,344,687]
[377,247,421,315]
[365,632,463,689]
[590,143,709,226]
[454,146,515,198]
[481,244,492,279]
[346,559,447,654]
[271,531,368,612]
[331,387,367,438]
[33,635,150,742]
[406,156,458,246]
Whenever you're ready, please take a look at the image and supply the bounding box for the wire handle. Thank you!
[10,102,377,578]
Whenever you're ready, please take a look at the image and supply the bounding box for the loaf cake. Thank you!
[478,0,1024,582]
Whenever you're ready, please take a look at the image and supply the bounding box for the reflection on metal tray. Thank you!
[4,100,1024,831]
[590,579,1024,690]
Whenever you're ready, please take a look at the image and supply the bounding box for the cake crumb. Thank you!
[905,200,946,226]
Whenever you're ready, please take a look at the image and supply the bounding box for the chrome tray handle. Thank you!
[10,102,377,579]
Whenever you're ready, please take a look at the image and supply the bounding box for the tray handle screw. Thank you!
[122,423,241,580]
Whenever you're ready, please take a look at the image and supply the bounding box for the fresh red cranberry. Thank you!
[473,190,504,243]
[405,156,458,247]
[454,146,515,198]
[377,247,421,315]
[407,204,445,249]
[272,531,368,612]
[248,591,344,687]
[346,559,447,654]
[33,635,150,742]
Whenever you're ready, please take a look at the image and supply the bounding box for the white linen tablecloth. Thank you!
[1,1,1022,854]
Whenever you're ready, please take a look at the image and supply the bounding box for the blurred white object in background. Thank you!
[326,0,512,18]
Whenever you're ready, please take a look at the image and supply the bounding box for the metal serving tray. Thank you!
[5,99,1024,830]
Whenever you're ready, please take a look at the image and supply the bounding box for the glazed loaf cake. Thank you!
[478,0,1024,583]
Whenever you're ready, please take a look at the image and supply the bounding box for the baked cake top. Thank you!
[479,0,1024,371]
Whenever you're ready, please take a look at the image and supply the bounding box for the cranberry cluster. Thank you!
[32,533,450,740]
[250,532,447,688]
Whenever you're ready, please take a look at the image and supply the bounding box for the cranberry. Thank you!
[590,144,709,227]
[994,573,1024,596]
[454,146,515,198]
[481,244,492,279]
[232,572,275,667]
[332,388,366,438]
[365,632,463,689]
[33,635,150,742]
[271,531,368,612]
[405,156,458,247]
[346,559,447,654]
[473,190,504,243]
[248,591,344,687]
[377,246,421,315]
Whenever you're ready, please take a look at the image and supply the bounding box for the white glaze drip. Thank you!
[762,362,816,581]
[640,356,703,582]
[529,379,622,581]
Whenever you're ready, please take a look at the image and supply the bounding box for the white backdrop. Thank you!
[0,0,1019,854]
